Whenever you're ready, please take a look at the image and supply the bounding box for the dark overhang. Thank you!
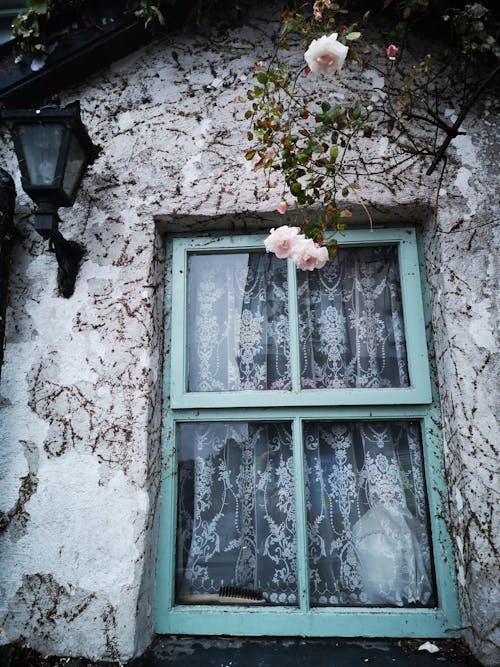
[0,1,191,108]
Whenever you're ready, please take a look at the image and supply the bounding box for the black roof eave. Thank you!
[0,3,192,108]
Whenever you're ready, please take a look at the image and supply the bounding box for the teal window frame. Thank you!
[154,227,461,639]
[170,228,431,408]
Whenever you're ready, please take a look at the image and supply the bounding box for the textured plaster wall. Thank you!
[0,5,498,664]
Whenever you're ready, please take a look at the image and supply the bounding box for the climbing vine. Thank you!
[242,1,499,263]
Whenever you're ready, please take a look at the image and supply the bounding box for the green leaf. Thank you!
[28,0,48,14]
[351,105,361,120]
[471,4,487,18]
[256,72,268,84]
[329,145,339,160]
[244,149,256,160]
[346,32,361,41]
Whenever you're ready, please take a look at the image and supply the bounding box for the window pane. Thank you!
[298,245,409,389]
[187,252,291,392]
[304,420,435,607]
[62,134,86,199]
[18,124,65,186]
[176,421,297,605]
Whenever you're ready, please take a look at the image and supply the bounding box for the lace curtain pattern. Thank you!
[175,420,434,607]
[176,422,298,605]
[176,244,434,608]
[188,246,408,393]
[298,245,409,389]
[188,252,291,391]
[304,421,434,606]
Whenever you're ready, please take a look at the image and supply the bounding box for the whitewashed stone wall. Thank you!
[0,5,498,664]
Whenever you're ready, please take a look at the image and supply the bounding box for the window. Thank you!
[155,228,460,638]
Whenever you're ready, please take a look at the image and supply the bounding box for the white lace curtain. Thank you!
[176,422,298,605]
[298,245,409,388]
[304,420,433,606]
[176,421,434,607]
[176,246,433,607]
[187,246,408,392]
[188,252,291,391]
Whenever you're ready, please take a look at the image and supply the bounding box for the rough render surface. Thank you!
[0,6,498,664]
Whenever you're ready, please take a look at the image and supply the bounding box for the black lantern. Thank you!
[1,100,100,297]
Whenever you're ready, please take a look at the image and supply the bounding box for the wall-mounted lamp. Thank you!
[1,100,100,297]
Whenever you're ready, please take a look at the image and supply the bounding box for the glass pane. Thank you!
[187,252,291,392]
[62,134,86,199]
[18,123,65,186]
[298,245,409,389]
[304,420,435,607]
[176,421,297,606]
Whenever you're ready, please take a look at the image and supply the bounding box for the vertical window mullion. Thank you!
[166,416,178,609]
[398,235,431,401]
[287,259,301,392]
[293,416,310,611]
[170,242,189,403]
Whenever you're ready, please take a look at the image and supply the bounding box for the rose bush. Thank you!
[244,2,499,271]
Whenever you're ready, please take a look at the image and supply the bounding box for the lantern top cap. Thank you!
[1,100,101,164]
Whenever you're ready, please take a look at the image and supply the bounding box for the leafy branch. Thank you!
[242,1,500,257]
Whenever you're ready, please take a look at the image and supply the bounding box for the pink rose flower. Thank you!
[264,226,302,259]
[304,34,349,74]
[291,238,329,270]
[314,11,322,21]
[386,44,399,61]
[276,201,288,214]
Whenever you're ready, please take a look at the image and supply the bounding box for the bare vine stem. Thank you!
[426,63,500,175]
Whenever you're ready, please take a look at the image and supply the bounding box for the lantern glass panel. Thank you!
[62,134,86,199]
[17,124,65,186]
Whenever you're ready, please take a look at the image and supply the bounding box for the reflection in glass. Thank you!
[187,252,290,392]
[176,421,297,605]
[62,134,86,198]
[304,420,435,607]
[298,245,409,389]
[18,124,65,186]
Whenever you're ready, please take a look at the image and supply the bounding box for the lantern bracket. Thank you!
[48,226,85,299]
